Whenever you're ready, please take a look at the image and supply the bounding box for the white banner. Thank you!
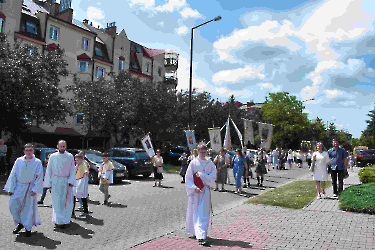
[260,123,273,151]
[244,119,254,146]
[231,118,243,148]
[208,128,222,153]
[141,134,155,158]
[223,118,231,150]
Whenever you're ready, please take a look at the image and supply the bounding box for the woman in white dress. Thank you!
[311,142,330,199]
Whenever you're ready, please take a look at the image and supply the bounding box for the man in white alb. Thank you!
[44,140,76,229]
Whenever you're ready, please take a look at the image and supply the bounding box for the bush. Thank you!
[339,183,375,214]
[358,165,375,183]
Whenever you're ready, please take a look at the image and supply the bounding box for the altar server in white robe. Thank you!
[44,140,76,229]
[185,143,216,247]
[3,143,43,237]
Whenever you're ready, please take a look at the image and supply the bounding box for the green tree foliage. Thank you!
[359,106,375,148]
[308,117,328,145]
[261,92,309,149]
[0,35,70,134]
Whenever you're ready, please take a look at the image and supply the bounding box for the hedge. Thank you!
[358,165,375,184]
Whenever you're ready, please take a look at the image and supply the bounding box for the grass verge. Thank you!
[163,164,181,174]
[339,182,375,214]
[247,180,332,209]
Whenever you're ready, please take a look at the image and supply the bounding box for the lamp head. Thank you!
[214,16,222,21]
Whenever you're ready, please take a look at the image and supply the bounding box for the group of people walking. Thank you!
[3,140,114,237]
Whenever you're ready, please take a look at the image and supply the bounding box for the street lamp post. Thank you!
[188,16,222,130]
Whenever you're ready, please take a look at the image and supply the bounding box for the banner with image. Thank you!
[185,130,197,149]
[244,119,255,146]
[208,127,222,153]
[141,134,155,158]
[259,123,273,151]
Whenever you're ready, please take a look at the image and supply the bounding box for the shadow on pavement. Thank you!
[54,221,94,239]
[38,205,53,208]
[105,202,128,208]
[15,231,62,249]
[87,199,101,205]
[160,186,174,189]
[208,237,252,248]
[128,176,155,182]
[76,216,104,226]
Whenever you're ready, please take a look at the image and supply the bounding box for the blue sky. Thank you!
[70,0,375,139]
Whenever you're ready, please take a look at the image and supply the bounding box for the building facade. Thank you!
[1,0,179,149]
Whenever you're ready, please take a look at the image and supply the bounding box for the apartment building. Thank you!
[1,0,179,149]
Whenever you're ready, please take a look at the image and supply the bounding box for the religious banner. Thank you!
[208,128,222,153]
[244,119,255,146]
[260,123,273,151]
[223,117,231,150]
[141,134,155,158]
[231,118,243,148]
[185,130,197,149]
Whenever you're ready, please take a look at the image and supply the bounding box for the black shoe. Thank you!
[37,201,43,205]
[198,239,209,246]
[103,200,108,205]
[13,224,24,234]
[72,214,77,219]
[189,235,196,239]
[108,195,111,200]
[25,230,31,237]
[260,183,263,187]
[257,183,260,186]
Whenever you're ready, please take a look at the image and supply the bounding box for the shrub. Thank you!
[358,165,375,184]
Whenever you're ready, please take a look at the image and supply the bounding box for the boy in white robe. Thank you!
[72,154,90,218]
[3,143,43,237]
[185,143,216,246]
[44,140,76,229]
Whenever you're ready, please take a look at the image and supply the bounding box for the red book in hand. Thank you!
[193,172,204,190]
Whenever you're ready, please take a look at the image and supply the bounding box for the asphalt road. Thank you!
[0,163,311,250]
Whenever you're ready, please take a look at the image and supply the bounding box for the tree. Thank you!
[261,92,310,149]
[359,106,375,148]
[0,35,70,135]
[308,117,328,145]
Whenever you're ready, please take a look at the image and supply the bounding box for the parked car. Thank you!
[355,149,375,168]
[34,148,58,165]
[161,146,190,165]
[68,149,128,184]
[104,148,153,178]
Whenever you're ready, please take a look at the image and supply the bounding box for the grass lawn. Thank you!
[163,164,181,174]
[339,182,375,214]
[247,180,332,209]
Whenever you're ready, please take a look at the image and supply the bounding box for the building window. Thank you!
[158,67,162,76]
[136,45,142,53]
[49,26,59,40]
[76,113,84,124]
[131,63,138,69]
[78,61,88,73]
[25,21,37,35]
[96,66,105,78]
[95,47,103,57]
[82,38,89,51]
[118,60,124,71]
[0,17,4,33]
[145,63,150,72]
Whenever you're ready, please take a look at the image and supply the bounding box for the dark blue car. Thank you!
[104,148,153,178]
[161,146,190,165]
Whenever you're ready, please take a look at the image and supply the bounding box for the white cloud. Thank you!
[157,21,165,27]
[176,26,188,35]
[336,123,344,128]
[155,0,186,12]
[214,87,248,97]
[87,6,105,20]
[257,83,273,89]
[331,116,336,119]
[180,7,203,19]
[212,65,265,84]
[324,89,343,98]
[176,55,208,92]
[129,0,155,8]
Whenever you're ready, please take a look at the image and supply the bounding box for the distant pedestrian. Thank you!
[306,151,312,167]
[225,149,233,185]
[242,147,251,188]
[179,152,188,183]
[272,148,279,169]
[0,139,8,175]
[348,151,354,172]
[296,150,303,168]
[99,153,114,205]
[287,150,294,170]
[185,143,216,247]
[278,150,286,170]
[188,148,198,165]
[38,154,51,205]
[311,142,330,199]
[3,143,43,237]
[255,148,267,186]
[152,149,164,187]
[213,148,229,191]
[72,154,90,218]
[266,152,272,171]
[232,148,248,194]
[328,139,348,198]
[44,140,76,229]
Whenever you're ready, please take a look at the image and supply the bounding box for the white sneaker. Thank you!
[317,194,321,200]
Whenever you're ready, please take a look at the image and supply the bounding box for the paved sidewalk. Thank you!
[131,167,374,250]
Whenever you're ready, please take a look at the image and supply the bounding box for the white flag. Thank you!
[208,128,222,153]
[141,134,155,158]
[244,119,254,145]
[231,118,243,148]
[223,118,231,150]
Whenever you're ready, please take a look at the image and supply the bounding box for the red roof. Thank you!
[46,43,57,51]
[143,47,165,57]
[77,53,91,61]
